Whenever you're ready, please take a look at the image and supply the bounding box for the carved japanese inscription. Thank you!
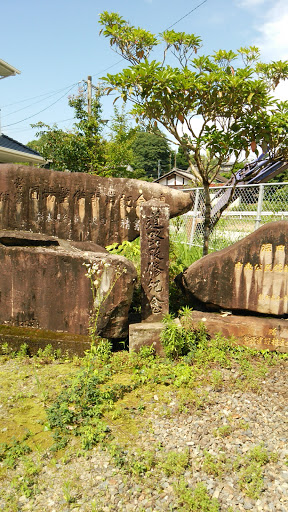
[0,164,193,247]
[179,220,288,317]
[140,199,170,322]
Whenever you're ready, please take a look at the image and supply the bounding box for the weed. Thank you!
[238,461,264,499]
[83,260,127,343]
[174,480,220,511]
[85,339,113,364]
[47,363,135,450]
[17,343,30,358]
[0,437,32,468]
[159,449,190,477]
[160,312,208,360]
[12,457,40,498]
[213,424,232,438]
[234,444,277,499]
[62,480,78,504]
[210,370,223,391]
[203,450,228,477]
[36,344,62,362]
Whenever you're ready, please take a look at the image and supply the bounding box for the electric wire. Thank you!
[2,84,77,128]
[165,0,208,30]
[3,2,208,132]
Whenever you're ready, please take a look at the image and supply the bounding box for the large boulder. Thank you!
[179,221,288,316]
[0,164,193,246]
[0,230,137,338]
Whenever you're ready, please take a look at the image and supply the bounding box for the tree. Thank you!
[29,91,107,174]
[103,106,146,179]
[131,128,171,179]
[176,144,191,170]
[99,11,288,254]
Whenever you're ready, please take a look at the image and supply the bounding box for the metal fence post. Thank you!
[255,184,264,231]
[189,188,200,247]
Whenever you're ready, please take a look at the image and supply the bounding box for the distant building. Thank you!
[0,59,45,165]
[153,167,228,189]
[153,168,197,189]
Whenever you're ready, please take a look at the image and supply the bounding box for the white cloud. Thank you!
[256,2,288,61]
[236,0,267,7]
[237,0,288,101]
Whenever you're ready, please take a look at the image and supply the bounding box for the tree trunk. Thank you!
[202,181,211,256]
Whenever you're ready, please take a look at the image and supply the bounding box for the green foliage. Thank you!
[130,128,171,179]
[160,311,208,360]
[176,144,191,170]
[47,361,136,450]
[174,480,220,511]
[159,449,189,477]
[233,444,277,499]
[30,91,107,174]
[0,437,32,468]
[104,106,147,178]
[99,12,288,254]
[203,450,228,477]
[106,239,141,275]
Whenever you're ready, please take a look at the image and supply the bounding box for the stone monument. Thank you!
[178,220,288,316]
[140,200,170,322]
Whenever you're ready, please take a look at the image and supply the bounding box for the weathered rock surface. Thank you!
[179,221,288,316]
[0,164,193,246]
[0,230,137,338]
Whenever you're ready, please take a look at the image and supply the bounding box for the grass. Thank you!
[0,336,287,510]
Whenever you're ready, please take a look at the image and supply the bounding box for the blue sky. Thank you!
[1,0,287,145]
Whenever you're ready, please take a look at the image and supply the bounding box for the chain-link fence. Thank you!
[170,181,288,255]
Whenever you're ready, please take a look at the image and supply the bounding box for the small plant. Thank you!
[0,437,32,468]
[213,424,232,438]
[62,480,77,504]
[238,461,264,499]
[85,339,113,364]
[174,480,220,511]
[83,259,127,343]
[210,370,223,391]
[160,312,207,360]
[160,449,190,477]
[234,444,277,499]
[17,343,30,358]
[203,450,228,477]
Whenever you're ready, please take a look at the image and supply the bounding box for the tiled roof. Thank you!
[0,133,41,157]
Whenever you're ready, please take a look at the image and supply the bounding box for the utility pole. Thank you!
[87,76,92,116]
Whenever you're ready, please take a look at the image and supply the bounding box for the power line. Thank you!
[2,84,77,128]
[0,84,79,109]
[165,0,208,30]
[1,85,79,119]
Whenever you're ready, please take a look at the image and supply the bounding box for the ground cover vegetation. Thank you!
[0,329,287,511]
[99,11,288,255]
[0,239,287,510]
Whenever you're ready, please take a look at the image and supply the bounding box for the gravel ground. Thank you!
[1,361,287,512]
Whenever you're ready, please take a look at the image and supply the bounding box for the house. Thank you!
[153,167,228,189]
[0,133,45,165]
[153,168,197,189]
[0,59,45,165]
[0,58,20,79]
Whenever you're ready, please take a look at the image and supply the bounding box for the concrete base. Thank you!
[129,322,166,355]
